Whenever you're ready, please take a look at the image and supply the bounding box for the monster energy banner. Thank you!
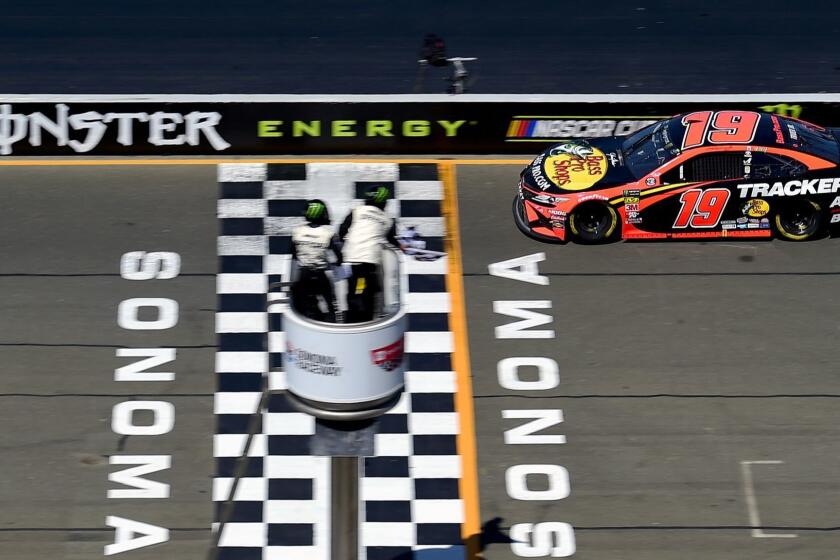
[0,99,837,155]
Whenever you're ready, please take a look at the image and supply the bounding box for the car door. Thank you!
[633,150,749,234]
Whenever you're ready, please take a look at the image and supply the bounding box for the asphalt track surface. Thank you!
[3,162,840,560]
[0,166,217,559]
[458,165,840,559]
[5,1,840,94]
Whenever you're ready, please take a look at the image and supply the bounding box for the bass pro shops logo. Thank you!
[542,141,608,191]
[371,337,404,372]
[0,103,230,155]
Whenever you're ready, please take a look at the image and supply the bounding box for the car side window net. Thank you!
[682,153,743,182]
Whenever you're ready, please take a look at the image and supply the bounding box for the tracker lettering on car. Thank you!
[737,178,840,197]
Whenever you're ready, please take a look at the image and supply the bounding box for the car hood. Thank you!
[522,137,636,194]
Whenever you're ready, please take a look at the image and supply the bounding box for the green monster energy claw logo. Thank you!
[759,104,803,118]
[305,201,325,219]
[371,187,389,203]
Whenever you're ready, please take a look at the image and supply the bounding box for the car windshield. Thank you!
[621,120,681,178]
[784,118,840,163]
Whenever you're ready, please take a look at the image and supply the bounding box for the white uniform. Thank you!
[291,224,335,269]
[341,205,393,264]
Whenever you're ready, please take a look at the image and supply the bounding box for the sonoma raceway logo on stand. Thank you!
[286,342,343,376]
[0,103,230,154]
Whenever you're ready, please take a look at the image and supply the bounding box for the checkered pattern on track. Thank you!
[214,162,466,560]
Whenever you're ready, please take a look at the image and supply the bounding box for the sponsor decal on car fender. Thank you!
[741,199,770,218]
[623,189,642,224]
[543,142,608,191]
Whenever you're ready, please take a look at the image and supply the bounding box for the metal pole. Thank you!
[331,456,359,560]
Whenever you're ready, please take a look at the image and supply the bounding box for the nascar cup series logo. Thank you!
[543,142,608,191]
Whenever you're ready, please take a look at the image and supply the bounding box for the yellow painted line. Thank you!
[0,157,530,166]
[440,162,481,560]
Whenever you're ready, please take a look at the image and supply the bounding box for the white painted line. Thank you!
[268,331,286,352]
[218,163,267,182]
[405,292,451,314]
[217,199,267,218]
[264,546,324,560]
[265,254,292,276]
[361,477,414,501]
[306,162,399,182]
[405,331,453,353]
[217,235,268,256]
[405,370,456,393]
[216,312,267,333]
[409,412,460,435]
[264,216,306,235]
[412,499,464,523]
[403,256,448,275]
[263,412,316,435]
[389,391,410,414]
[263,180,312,199]
[218,522,266,547]
[409,455,462,479]
[374,433,412,456]
[264,455,327,478]
[6,93,840,102]
[268,370,287,391]
[213,477,267,501]
[395,180,443,200]
[217,273,268,294]
[213,434,267,457]
[215,351,268,373]
[740,460,796,538]
[214,392,261,414]
[360,522,414,546]
[265,500,320,523]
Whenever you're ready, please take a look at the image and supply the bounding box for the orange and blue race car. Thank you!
[513,110,840,243]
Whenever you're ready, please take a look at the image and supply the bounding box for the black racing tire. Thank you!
[773,199,823,241]
[511,196,564,243]
[568,201,620,244]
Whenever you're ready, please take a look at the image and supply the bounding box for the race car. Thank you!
[513,110,840,243]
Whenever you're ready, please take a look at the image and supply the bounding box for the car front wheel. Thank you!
[568,202,620,244]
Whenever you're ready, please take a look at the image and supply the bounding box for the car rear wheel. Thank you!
[774,199,822,241]
[568,202,620,244]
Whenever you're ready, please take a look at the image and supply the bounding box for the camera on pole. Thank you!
[414,33,478,94]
